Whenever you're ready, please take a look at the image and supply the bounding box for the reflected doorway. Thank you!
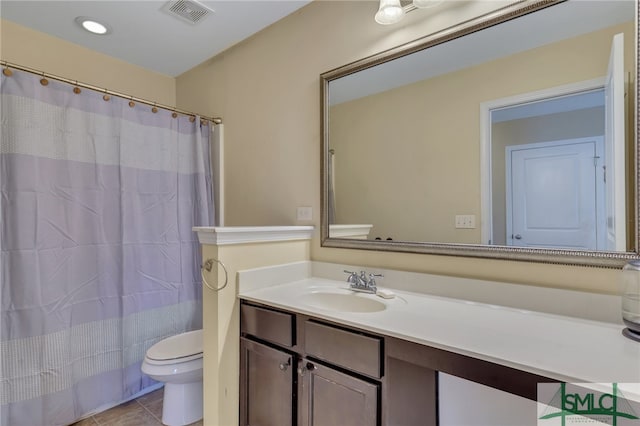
[506,137,604,249]
[481,33,626,251]
[481,84,609,248]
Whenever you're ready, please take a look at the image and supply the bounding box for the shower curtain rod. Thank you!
[1,60,223,124]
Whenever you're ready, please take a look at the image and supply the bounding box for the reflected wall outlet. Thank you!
[297,206,313,221]
[455,215,476,229]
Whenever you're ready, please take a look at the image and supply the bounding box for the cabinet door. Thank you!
[299,358,378,426]
[240,338,295,426]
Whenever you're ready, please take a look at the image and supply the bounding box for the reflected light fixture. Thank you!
[375,0,405,25]
[75,16,111,35]
[375,0,445,25]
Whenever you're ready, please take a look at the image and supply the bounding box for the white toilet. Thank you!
[141,329,203,426]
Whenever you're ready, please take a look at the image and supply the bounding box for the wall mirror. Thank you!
[321,0,640,268]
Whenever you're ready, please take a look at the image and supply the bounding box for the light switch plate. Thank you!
[455,215,476,229]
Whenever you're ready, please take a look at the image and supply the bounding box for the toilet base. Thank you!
[162,381,203,426]
[623,327,640,342]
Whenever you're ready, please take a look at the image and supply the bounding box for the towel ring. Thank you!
[201,258,229,292]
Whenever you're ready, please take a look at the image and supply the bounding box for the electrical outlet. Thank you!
[455,214,476,229]
[297,206,313,221]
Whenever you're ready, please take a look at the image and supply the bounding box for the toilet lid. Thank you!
[147,329,203,361]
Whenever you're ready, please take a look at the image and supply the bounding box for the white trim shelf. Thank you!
[193,226,314,246]
[329,224,373,239]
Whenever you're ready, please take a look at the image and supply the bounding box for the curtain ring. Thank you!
[201,258,229,292]
[73,81,81,94]
[40,72,48,86]
[103,89,110,101]
[151,103,158,113]
[129,97,135,108]
[2,67,12,77]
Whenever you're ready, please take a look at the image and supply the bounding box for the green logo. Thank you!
[539,383,639,426]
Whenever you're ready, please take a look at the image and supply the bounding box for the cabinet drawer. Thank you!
[304,320,382,378]
[241,303,294,347]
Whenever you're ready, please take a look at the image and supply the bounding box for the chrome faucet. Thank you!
[344,270,383,294]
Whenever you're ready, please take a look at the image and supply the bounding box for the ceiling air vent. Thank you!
[161,0,214,25]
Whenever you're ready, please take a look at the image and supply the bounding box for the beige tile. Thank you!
[142,398,204,426]
[93,400,161,426]
[143,399,163,422]
[136,388,164,407]
[92,399,138,421]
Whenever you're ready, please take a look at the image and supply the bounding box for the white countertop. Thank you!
[239,277,640,386]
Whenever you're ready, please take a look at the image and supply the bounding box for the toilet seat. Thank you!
[144,352,202,366]
[145,329,203,364]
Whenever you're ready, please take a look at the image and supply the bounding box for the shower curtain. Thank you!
[0,69,214,426]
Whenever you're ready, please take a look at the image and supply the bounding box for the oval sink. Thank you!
[300,290,386,313]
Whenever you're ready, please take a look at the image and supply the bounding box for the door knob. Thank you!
[514,234,522,240]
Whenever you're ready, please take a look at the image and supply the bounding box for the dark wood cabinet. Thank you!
[240,302,382,426]
[240,337,295,426]
[299,358,378,426]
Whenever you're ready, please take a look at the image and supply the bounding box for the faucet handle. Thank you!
[367,273,384,287]
[344,270,358,284]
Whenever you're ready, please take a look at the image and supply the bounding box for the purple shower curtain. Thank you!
[0,69,214,426]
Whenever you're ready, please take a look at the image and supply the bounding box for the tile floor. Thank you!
[71,387,203,426]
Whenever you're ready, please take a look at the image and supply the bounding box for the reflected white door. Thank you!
[506,138,603,249]
[605,32,626,251]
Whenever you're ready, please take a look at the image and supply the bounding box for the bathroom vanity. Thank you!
[240,302,385,425]
[240,299,558,426]
[193,226,640,425]
[238,266,640,426]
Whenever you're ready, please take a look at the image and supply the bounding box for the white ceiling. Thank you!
[1,0,312,76]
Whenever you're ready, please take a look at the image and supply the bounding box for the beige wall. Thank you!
[201,241,310,426]
[176,0,511,226]
[329,23,631,244]
[0,19,176,105]
[176,1,630,295]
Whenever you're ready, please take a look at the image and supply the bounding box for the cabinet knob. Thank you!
[278,358,291,371]
[297,362,317,376]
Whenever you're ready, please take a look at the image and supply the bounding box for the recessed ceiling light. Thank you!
[75,16,111,35]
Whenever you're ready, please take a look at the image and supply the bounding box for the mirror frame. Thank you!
[321,0,640,268]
